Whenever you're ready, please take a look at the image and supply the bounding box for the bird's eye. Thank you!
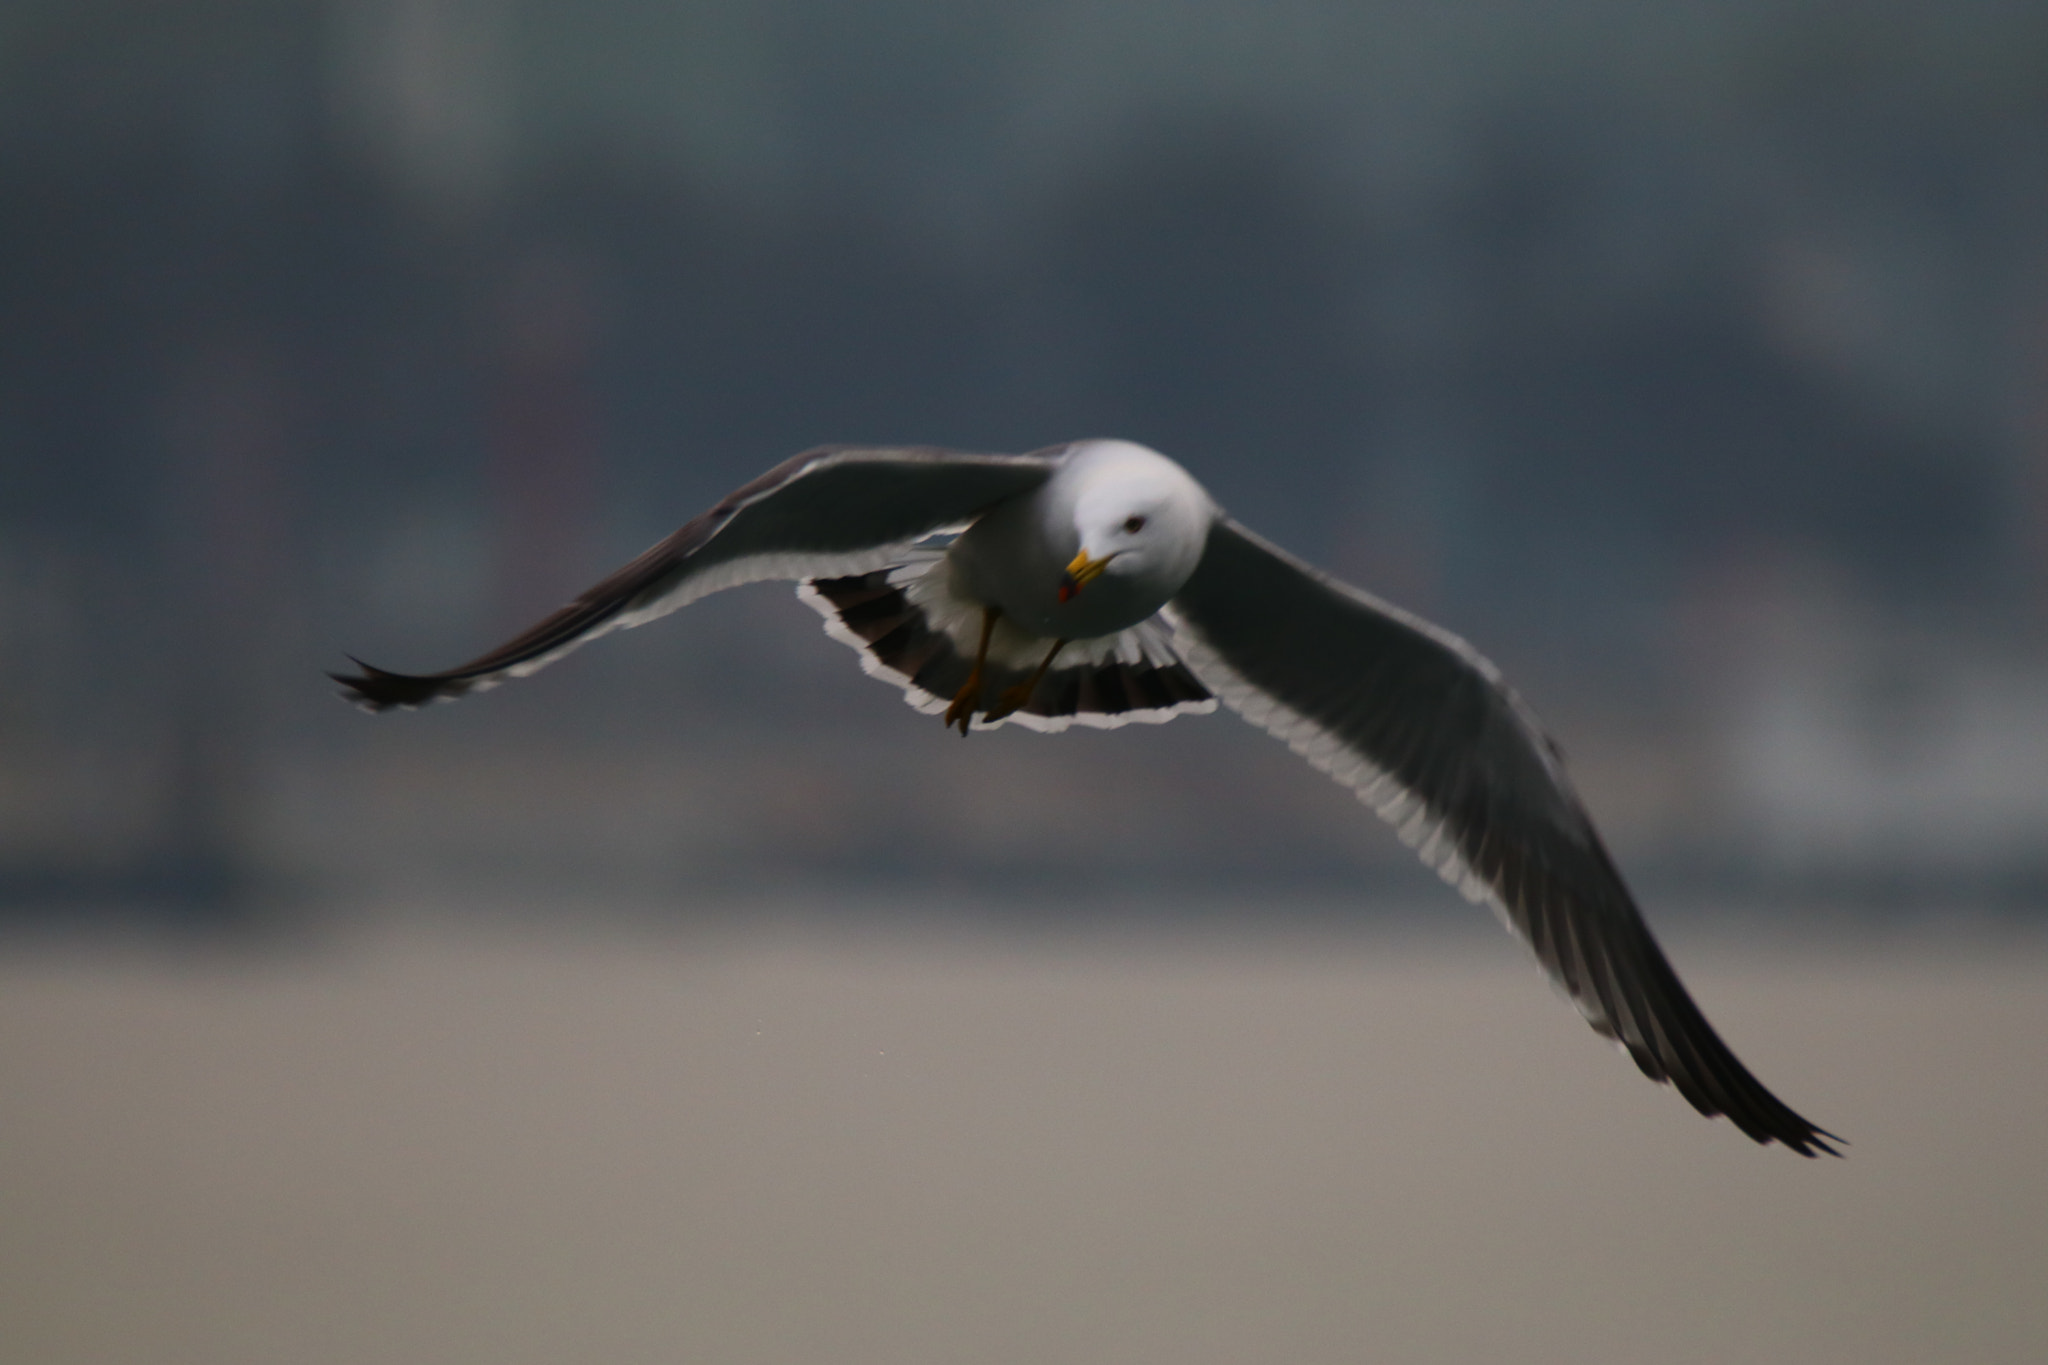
[1123,515,1146,534]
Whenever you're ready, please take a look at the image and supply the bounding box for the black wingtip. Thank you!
[1725,1094,1844,1158]
[1782,1124,1848,1159]
[329,657,470,713]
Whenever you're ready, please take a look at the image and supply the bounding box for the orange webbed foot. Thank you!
[943,674,984,735]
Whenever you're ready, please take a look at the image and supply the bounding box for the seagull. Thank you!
[334,438,1839,1155]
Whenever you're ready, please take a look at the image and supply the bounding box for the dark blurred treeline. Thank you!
[3,0,2046,920]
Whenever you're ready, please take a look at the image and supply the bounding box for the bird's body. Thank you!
[335,438,1840,1156]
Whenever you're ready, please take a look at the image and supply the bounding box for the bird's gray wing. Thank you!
[1167,518,1838,1155]
[333,445,1058,711]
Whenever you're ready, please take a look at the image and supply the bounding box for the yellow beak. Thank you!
[1058,549,1116,602]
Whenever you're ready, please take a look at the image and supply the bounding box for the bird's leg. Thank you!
[983,638,1068,723]
[943,605,1002,736]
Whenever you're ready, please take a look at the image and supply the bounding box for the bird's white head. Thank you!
[1058,440,1212,604]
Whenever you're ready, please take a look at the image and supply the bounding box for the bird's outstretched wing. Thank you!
[333,445,1059,711]
[1168,518,1839,1155]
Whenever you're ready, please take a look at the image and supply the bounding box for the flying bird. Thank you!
[334,438,1839,1155]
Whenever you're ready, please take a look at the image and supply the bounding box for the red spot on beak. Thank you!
[1057,579,1078,603]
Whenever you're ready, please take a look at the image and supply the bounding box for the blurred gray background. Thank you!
[3,4,2047,1363]
[5,0,2046,919]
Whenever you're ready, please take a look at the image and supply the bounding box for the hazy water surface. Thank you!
[3,910,2043,1365]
